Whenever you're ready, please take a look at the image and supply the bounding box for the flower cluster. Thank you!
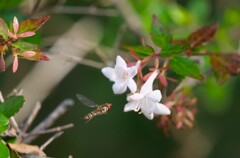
[101,55,171,120]
[0,16,50,73]
[157,93,197,135]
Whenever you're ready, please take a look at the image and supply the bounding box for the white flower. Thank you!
[124,70,171,120]
[101,55,140,94]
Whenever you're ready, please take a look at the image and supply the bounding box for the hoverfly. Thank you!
[76,94,112,121]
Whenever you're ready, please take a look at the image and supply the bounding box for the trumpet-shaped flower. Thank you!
[101,55,140,94]
[124,70,171,120]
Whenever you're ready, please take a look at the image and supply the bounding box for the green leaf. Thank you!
[0,113,9,134]
[169,56,204,80]
[0,139,9,158]
[123,45,154,57]
[1,136,17,144]
[12,41,49,61]
[0,96,25,118]
[160,44,184,57]
[0,18,8,37]
[10,149,20,158]
[150,15,172,48]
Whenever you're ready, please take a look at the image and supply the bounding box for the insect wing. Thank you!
[76,94,98,108]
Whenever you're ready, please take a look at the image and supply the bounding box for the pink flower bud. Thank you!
[12,55,18,73]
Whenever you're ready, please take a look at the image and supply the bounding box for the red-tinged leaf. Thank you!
[188,23,218,48]
[12,41,49,61]
[210,53,240,84]
[151,15,172,48]
[212,69,229,84]
[210,53,240,76]
[0,18,8,37]
[18,16,50,34]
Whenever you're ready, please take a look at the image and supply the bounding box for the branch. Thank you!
[22,102,42,133]
[40,132,64,151]
[29,123,74,135]
[23,99,74,143]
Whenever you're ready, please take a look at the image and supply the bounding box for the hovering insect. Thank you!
[76,94,112,121]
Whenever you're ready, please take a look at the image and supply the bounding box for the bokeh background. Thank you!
[1,0,240,157]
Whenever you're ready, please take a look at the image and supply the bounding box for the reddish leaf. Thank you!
[210,53,240,76]
[18,16,50,34]
[188,23,218,48]
[12,41,49,61]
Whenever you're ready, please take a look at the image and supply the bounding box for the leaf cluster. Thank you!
[0,96,24,158]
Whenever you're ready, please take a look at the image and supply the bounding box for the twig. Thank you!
[53,6,119,17]
[94,47,111,64]
[63,54,105,69]
[31,0,42,14]
[29,123,74,135]
[22,102,42,133]
[40,131,64,151]
[23,99,74,143]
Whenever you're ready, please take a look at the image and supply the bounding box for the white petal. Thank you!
[124,101,139,112]
[101,67,116,81]
[112,82,127,94]
[140,70,159,95]
[142,111,154,120]
[145,90,161,102]
[127,93,143,101]
[127,61,140,78]
[115,55,127,69]
[127,79,137,93]
[154,103,171,115]
[140,99,155,114]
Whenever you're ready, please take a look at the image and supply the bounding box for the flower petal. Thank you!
[101,67,116,81]
[127,93,143,101]
[13,17,19,35]
[12,55,18,73]
[142,111,154,120]
[18,31,35,38]
[145,90,161,102]
[112,82,127,94]
[127,79,137,93]
[140,70,159,95]
[154,103,171,115]
[115,55,127,69]
[128,60,140,78]
[124,101,139,112]
[0,53,5,71]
